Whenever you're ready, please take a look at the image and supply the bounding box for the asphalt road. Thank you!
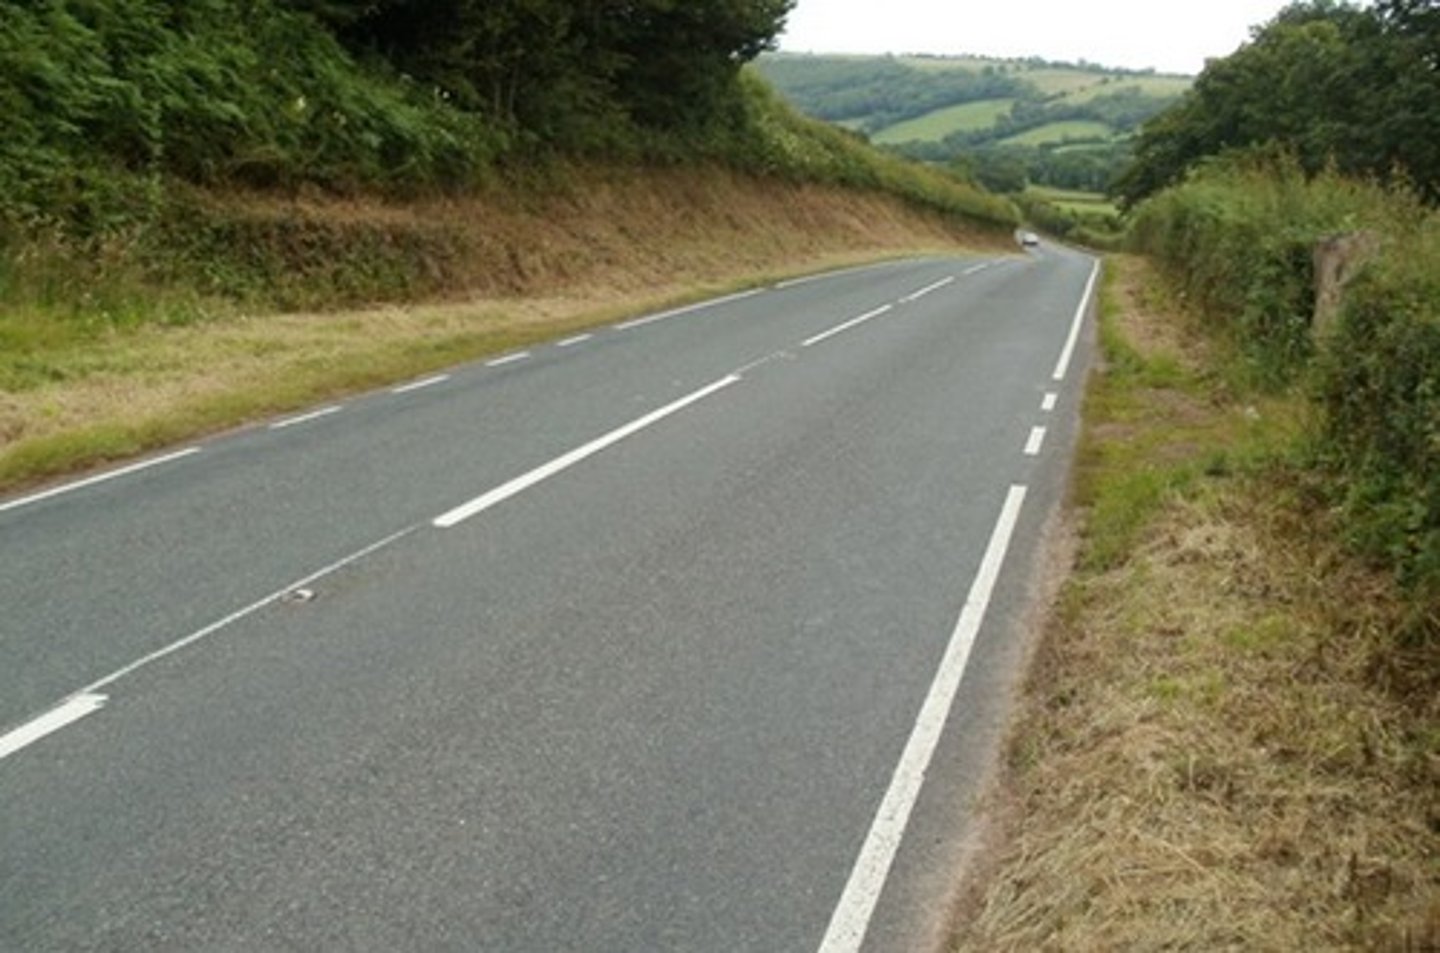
[1,242,1098,952]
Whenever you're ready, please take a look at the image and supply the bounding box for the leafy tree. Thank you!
[302,0,794,144]
[1116,0,1440,207]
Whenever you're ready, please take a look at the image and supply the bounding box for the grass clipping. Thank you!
[952,255,1439,950]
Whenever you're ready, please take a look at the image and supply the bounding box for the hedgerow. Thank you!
[1130,156,1440,599]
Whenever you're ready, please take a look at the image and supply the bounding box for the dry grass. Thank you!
[0,167,1008,493]
[950,256,1439,951]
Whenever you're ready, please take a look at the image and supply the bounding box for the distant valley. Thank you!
[756,52,1191,193]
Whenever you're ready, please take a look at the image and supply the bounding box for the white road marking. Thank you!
[615,289,762,331]
[75,528,416,698]
[434,376,741,529]
[801,305,893,348]
[775,263,888,290]
[818,485,1029,953]
[0,447,201,516]
[734,350,792,377]
[1042,392,1059,412]
[1053,259,1101,381]
[1025,426,1047,456]
[556,334,593,348]
[392,374,450,395]
[270,406,343,430]
[899,276,956,303]
[0,693,107,762]
[962,263,991,276]
[486,352,531,368]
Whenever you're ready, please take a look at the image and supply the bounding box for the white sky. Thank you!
[778,0,1303,75]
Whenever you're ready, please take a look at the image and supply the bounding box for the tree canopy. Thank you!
[299,0,795,142]
[0,0,795,227]
[1116,0,1440,207]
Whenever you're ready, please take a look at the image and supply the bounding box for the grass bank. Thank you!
[950,255,1438,949]
[0,166,1010,495]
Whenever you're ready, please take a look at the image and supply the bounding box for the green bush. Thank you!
[1130,154,1440,597]
[1318,216,1440,597]
[1129,155,1414,384]
[0,0,501,234]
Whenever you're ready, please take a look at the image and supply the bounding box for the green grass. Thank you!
[1028,186,1120,217]
[1020,69,1108,95]
[1002,120,1115,146]
[1065,75,1192,103]
[897,55,1005,73]
[1052,141,1120,155]
[871,98,1015,144]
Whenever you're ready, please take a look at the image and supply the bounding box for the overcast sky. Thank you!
[778,0,1305,75]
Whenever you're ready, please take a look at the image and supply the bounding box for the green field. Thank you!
[1027,186,1120,216]
[1067,75,1193,102]
[1021,69,1110,95]
[897,55,1009,72]
[1053,141,1118,154]
[1002,120,1115,146]
[873,98,1016,144]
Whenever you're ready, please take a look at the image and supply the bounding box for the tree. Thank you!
[1115,0,1440,206]
[290,0,794,143]
[607,0,795,130]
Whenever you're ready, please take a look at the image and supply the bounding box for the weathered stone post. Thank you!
[1312,231,1379,338]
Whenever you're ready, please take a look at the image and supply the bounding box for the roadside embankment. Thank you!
[0,167,1011,494]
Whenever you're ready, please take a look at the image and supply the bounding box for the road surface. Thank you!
[1,242,1097,951]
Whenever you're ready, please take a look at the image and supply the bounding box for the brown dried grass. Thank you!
[950,256,1439,951]
[0,167,1007,492]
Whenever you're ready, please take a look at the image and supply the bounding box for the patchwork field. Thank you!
[1002,120,1115,147]
[872,98,1016,144]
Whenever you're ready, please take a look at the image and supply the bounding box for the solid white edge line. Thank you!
[1025,426,1047,456]
[615,288,762,331]
[0,447,202,516]
[900,276,956,303]
[486,352,531,368]
[76,527,417,698]
[817,485,1029,953]
[392,374,450,395]
[1042,392,1059,412]
[1053,259,1100,381]
[801,304,893,348]
[434,375,741,529]
[270,405,343,430]
[556,334,594,348]
[0,693,107,762]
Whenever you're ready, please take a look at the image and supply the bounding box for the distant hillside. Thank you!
[755,52,1191,193]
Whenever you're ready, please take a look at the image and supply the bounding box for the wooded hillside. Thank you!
[755,52,1189,193]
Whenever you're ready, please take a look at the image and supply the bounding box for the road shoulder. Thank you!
[946,254,1438,949]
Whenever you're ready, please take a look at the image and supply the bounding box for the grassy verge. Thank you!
[0,168,1007,495]
[950,255,1438,949]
